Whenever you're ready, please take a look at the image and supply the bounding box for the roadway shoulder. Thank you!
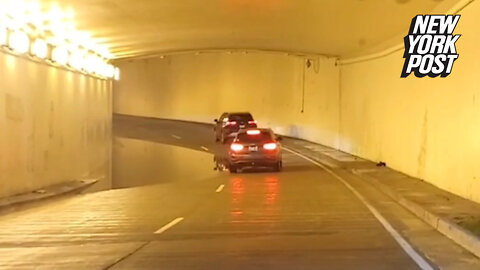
[283,137,480,258]
[0,179,99,212]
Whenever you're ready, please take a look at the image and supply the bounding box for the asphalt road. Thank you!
[0,114,478,269]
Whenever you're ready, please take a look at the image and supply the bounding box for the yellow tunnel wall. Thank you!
[114,52,341,148]
[339,1,480,203]
[0,52,112,198]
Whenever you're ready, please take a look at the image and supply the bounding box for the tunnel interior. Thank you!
[1,0,479,202]
[2,1,480,269]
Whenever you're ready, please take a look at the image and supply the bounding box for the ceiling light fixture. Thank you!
[9,30,29,54]
[0,0,119,80]
[31,38,48,59]
[0,27,7,45]
[114,67,120,81]
[52,45,69,65]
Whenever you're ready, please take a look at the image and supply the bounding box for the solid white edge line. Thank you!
[171,134,181,140]
[216,184,225,193]
[201,146,209,152]
[283,147,435,270]
[154,217,184,234]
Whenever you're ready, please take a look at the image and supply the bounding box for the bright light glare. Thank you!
[84,53,98,73]
[96,44,112,59]
[67,30,86,45]
[47,3,63,23]
[0,27,7,45]
[0,0,116,79]
[52,46,69,65]
[65,7,75,20]
[4,0,28,29]
[31,38,48,59]
[9,31,29,53]
[25,1,43,29]
[68,50,85,70]
[247,130,261,135]
[230,143,244,152]
[114,67,120,81]
[3,17,21,30]
[104,64,115,78]
[263,143,277,150]
[98,61,108,77]
[93,56,104,75]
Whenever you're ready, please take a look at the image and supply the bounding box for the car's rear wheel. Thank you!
[229,164,238,173]
[273,161,282,172]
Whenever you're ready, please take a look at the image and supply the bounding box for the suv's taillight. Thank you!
[248,120,257,125]
[230,143,244,152]
[247,130,261,135]
[263,143,277,150]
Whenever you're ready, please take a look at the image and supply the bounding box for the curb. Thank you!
[352,169,480,258]
[0,179,99,211]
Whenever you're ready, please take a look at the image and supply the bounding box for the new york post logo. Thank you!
[401,15,460,78]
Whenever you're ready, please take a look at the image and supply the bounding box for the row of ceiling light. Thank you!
[0,0,119,80]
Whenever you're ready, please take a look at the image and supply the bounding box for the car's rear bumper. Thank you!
[223,124,257,135]
[228,154,281,167]
[226,132,238,138]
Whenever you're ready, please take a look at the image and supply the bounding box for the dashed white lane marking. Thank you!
[215,184,225,193]
[154,217,184,234]
[201,146,209,152]
[171,134,181,140]
[283,147,435,270]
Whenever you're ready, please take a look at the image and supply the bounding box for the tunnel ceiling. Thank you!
[42,0,443,59]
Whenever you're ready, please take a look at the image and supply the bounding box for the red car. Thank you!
[228,128,283,173]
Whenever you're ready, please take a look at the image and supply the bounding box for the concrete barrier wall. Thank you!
[0,52,112,198]
[114,52,340,147]
[339,1,480,203]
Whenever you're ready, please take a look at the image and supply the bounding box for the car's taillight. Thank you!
[230,143,244,152]
[226,121,237,126]
[247,129,261,135]
[263,143,277,150]
[248,120,257,125]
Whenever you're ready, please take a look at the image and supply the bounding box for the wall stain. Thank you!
[358,38,367,47]
[49,101,54,138]
[417,110,428,178]
[5,93,24,122]
[43,150,49,171]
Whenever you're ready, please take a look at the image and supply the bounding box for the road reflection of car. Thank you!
[214,112,257,143]
[213,155,228,172]
[228,128,282,173]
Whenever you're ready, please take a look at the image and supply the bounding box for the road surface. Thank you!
[0,114,478,270]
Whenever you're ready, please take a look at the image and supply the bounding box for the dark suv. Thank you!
[214,112,257,143]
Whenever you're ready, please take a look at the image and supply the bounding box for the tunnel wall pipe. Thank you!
[0,51,112,198]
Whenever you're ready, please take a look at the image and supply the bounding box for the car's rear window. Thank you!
[237,131,273,143]
[228,114,253,121]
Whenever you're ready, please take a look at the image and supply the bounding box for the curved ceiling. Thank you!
[43,0,446,59]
